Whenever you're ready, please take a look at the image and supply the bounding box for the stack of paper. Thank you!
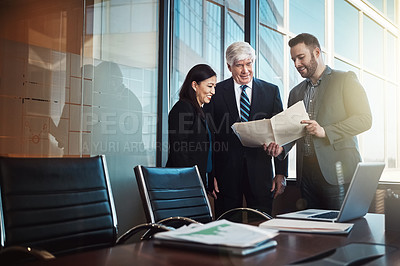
[259,218,353,234]
[153,219,278,256]
[231,101,309,147]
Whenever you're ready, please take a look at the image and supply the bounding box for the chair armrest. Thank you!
[157,216,202,228]
[216,207,272,224]
[0,245,55,264]
[116,223,173,244]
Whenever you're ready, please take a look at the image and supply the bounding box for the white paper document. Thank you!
[259,218,354,234]
[154,219,278,248]
[231,101,309,147]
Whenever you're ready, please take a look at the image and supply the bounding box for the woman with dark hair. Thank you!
[166,64,216,190]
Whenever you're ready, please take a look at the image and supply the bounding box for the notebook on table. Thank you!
[277,162,385,223]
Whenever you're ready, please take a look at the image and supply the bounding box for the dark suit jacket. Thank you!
[166,100,212,188]
[204,77,288,199]
[283,66,372,185]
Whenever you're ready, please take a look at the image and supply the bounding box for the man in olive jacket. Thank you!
[266,33,372,210]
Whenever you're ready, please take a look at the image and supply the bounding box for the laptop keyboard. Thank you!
[310,211,339,219]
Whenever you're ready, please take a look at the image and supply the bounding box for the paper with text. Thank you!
[231,101,309,147]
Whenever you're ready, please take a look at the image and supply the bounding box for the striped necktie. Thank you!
[240,85,250,122]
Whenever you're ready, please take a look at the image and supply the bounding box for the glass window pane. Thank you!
[224,11,244,79]
[90,0,159,234]
[226,11,244,48]
[386,83,398,168]
[259,27,284,100]
[171,0,203,105]
[206,2,222,77]
[333,58,360,76]
[289,0,325,47]
[175,0,202,57]
[368,0,383,12]
[334,0,359,62]
[360,72,384,162]
[260,0,284,30]
[172,0,224,106]
[387,0,395,21]
[229,0,245,14]
[387,33,397,82]
[0,0,159,235]
[363,15,384,75]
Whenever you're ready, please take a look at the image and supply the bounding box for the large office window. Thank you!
[361,73,385,162]
[363,15,384,75]
[259,0,285,99]
[335,0,360,63]
[0,0,159,235]
[88,0,159,234]
[171,0,244,107]
[257,0,399,179]
[260,0,284,30]
[206,2,223,75]
[289,0,325,47]
[387,33,397,82]
[259,27,284,100]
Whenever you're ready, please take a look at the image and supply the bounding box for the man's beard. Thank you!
[300,54,318,79]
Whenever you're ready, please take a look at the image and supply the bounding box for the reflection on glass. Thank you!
[224,12,244,79]
[363,15,384,75]
[228,0,245,14]
[90,61,144,156]
[360,72,384,162]
[89,0,159,234]
[259,27,284,100]
[334,0,359,63]
[171,0,223,107]
[260,0,284,29]
[172,0,203,106]
[226,12,244,49]
[175,0,202,57]
[206,2,222,77]
[289,0,325,47]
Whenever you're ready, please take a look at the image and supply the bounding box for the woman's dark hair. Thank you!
[179,64,216,115]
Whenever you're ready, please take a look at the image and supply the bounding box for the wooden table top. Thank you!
[23,214,400,266]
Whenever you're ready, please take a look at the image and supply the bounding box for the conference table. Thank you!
[24,214,400,266]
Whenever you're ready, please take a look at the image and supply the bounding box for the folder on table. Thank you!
[153,220,278,256]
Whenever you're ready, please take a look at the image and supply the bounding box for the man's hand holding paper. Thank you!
[232,101,309,147]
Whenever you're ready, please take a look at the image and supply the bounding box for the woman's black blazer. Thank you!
[166,100,213,188]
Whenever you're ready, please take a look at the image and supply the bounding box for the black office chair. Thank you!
[0,155,170,264]
[133,165,272,229]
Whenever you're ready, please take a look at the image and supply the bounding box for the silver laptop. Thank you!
[277,162,385,222]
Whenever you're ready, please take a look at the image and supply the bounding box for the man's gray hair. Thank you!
[225,41,256,66]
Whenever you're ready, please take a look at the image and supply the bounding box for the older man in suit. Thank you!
[266,33,372,210]
[205,41,288,217]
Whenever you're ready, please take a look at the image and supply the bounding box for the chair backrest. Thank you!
[134,165,213,224]
[0,155,118,256]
